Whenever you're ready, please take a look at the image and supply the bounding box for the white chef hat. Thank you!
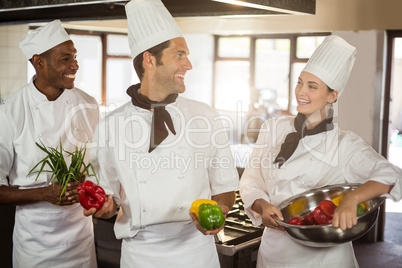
[19,19,71,60]
[125,0,184,59]
[302,35,357,96]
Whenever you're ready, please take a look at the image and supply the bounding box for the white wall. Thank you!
[335,31,385,150]
[0,24,28,100]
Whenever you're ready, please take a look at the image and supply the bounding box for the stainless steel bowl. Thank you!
[274,183,385,247]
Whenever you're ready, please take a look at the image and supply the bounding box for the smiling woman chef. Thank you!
[0,20,99,267]
[239,35,402,267]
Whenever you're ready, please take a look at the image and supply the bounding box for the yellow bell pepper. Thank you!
[331,196,343,206]
[190,199,217,219]
[331,196,367,210]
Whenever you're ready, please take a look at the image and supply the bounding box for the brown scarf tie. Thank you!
[273,108,334,168]
[127,83,178,152]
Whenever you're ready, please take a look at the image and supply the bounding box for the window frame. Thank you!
[65,29,131,106]
[213,32,330,114]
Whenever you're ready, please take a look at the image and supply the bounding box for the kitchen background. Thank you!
[1,0,402,267]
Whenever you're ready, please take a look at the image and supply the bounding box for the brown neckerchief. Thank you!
[127,83,178,152]
[273,108,334,168]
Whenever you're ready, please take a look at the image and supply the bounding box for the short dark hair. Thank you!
[133,40,171,81]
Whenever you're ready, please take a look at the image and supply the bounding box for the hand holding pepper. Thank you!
[83,195,117,219]
[77,180,106,210]
[190,199,229,235]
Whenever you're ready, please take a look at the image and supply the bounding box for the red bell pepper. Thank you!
[77,180,106,210]
[318,200,337,218]
[287,216,306,225]
[304,211,316,225]
[313,200,337,225]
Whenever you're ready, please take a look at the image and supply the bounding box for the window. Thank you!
[68,31,138,110]
[213,34,328,114]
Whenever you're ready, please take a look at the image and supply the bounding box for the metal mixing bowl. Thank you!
[274,183,385,247]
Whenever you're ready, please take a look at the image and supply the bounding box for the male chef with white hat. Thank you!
[83,0,239,267]
[0,20,99,267]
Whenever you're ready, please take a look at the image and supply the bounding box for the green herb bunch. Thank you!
[28,140,97,202]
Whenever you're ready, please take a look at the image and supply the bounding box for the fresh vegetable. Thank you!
[331,196,367,210]
[289,198,369,226]
[287,216,306,225]
[357,204,366,216]
[312,200,337,225]
[287,199,307,215]
[313,206,331,225]
[198,203,225,230]
[331,196,343,206]
[318,200,337,219]
[304,211,316,225]
[27,140,97,203]
[190,199,217,219]
[77,180,106,210]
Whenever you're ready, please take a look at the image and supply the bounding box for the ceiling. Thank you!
[0,0,315,25]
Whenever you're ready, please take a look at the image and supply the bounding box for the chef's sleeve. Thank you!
[341,131,402,201]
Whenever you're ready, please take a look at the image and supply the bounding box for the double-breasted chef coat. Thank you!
[240,115,402,268]
[0,78,100,268]
[90,95,239,267]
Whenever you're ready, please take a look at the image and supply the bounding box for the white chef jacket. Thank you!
[90,96,239,267]
[239,115,402,268]
[0,78,100,268]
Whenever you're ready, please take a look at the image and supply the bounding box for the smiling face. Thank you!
[152,37,192,98]
[37,41,79,92]
[295,71,338,118]
[42,40,79,90]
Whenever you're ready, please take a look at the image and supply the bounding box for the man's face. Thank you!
[42,40,79,90]
[153,37,192,96]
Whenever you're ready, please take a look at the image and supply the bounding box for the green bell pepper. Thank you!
[357,204,366,216]
[198,203,225,230]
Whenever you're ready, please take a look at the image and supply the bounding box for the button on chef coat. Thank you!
[90,96,239,239]
[0,78,100,267]
[239,116,402,267]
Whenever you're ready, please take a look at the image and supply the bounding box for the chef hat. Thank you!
[302,35,357,95]
[19,19,71,60]
[125,0,184,59]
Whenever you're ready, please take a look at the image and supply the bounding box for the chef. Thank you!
[239,35,402,267]
[0,20,99,267]
[83,0,239,267]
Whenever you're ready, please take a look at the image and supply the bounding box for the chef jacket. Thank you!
[0,78,100,267]
[91,95,239,238]
[240,116,402,267]
[90,96,239,266]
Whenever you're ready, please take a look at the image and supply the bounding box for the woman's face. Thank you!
[295,71,337,117]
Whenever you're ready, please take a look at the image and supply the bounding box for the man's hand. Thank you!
[190,205,229,235]
[83,195,116,219]
[42,181,81,206]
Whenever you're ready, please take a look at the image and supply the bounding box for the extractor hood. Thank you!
[0,0,315,25]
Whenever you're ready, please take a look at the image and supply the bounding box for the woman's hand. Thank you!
[252,199,285,231]
[332,196,358,230]
[260,203,285,231]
